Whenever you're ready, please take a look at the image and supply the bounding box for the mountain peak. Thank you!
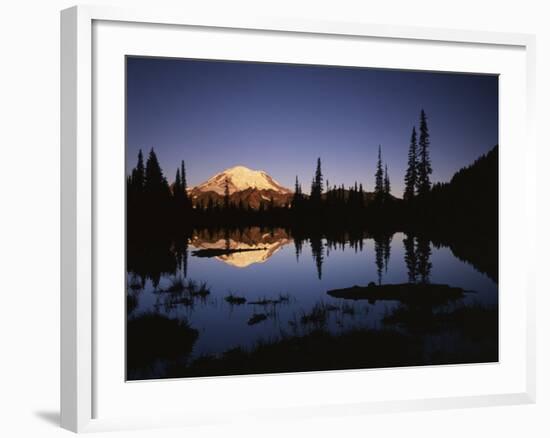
[225,165,254,173]
[192,165,291,195]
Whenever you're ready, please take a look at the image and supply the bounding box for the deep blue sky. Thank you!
[126,56,498,196]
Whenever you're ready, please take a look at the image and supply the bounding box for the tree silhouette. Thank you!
[374,235,384,285]
[404,127,418,201]
[402,234,432,284]
[292,175,303,209]
[384,164,391,199]
[383,233,392,273]
[131,149,145,193]
[145,149,167,189]
[417,110,432,197]
[180,160,190,209]
[172,160,191,215]
[144,148,171,216]
[310,235,324,279]
[127,149,146,232]
[310,157,324,206]
[174,235,189,278]
[416,236,432,284]
[174,168,182,200]
[403,234,418,283]
[294,236,303,262]
[315,158,323,194]
[374,145,384,202]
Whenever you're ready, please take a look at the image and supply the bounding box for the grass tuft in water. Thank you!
[247,313,268,325]
[225,293,247,305]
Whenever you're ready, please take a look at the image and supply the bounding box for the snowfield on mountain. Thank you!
[191,165,291,195]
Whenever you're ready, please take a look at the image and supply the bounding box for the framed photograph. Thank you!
[61,5,536,433]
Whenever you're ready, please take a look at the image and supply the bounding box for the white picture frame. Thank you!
[60,4,536,433]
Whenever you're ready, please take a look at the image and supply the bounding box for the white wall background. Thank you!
[0,0,547,436]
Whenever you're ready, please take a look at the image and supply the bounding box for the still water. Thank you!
[127,227,497,378]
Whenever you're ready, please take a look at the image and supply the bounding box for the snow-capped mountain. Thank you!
[188,166,293,210]
[192,165,291,195]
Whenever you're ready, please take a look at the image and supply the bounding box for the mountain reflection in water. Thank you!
[126,227,497,380]
[190,227,292,268]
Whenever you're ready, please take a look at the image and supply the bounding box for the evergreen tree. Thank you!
[292,175,303,209]
[144,148,170,199]
[384,164,391,198]
[374,236,384,285]
[174,168,182,199]
[403,234,418,283]
[417,110,432,196]
[310,236,324,279]
[383,234,392,273]
[404,127,418,201]
[131,149,145,193]
[374,145,384,202]
[315,157,323,194]
[294,238,303,262]
[416,236,432,284]
[180,160,190,208]
[310,157,323,205]
[141,148,171,224]
[173,164,190,216]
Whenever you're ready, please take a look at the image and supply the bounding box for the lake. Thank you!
[126,226,498,380]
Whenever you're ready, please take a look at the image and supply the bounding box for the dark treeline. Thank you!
[407,146,499,281]
[127,110,442,231]
[126,149,399,233]
[426,146,498,230]
[127,109,498,280]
